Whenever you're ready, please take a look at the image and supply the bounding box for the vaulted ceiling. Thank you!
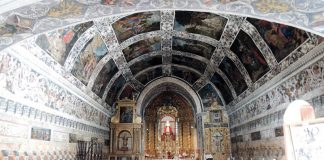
[1,0,324,113]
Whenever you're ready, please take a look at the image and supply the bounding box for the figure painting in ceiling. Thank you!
[210,73,233,104]
[198,83,223,109]
[231,30,270,82]
[71,35,108,85]
[0,14,33,37]
[106,75,126,106]
[219,57,247,95]
[92,59,118,97]
[129,56,162,75]
[122,37,161,62]
[112,11,160,43]
[36,21,93,65]
[172,55,207,74]
[172,37,215,60]
[247,18,308,62]
[47,0,85,18]
[171,66,200,85]
[174,11,227,40]
[135,67,163,85]
[119,84,139,100]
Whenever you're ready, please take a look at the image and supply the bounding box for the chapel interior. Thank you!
[0,0,324,160]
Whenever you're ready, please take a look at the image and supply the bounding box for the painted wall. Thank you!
[0,46,109,159]
[229,53,324,160]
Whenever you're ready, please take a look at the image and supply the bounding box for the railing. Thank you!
[77,139,103,160]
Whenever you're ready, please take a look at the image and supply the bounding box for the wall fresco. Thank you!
[0,52,108,126]
[135,67,163,85]
[198,83,223,109]
[71,35,108,85]
[172,55,207,74]
[171,66,200,85]
[122,37,161,62]
[105,75,126,106]
[119,84,139,100]
[36,21,93,65]
[219,57,247,95]
[174,11,227,40]
[112,11,160,43]
[31,127,51,141]
[92,59,119,97]
[172,37,215,59]
[231,30,270,82]
[129,56,162,75]
[247,18,309,62]
[230,57,324,127]
[210,73,233,104]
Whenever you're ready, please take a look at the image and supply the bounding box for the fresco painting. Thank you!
[122,37,161,62]
[174,11,227,40]
[31,127,51,141]
[219,57,247,95]
[171,66,200,85]
[135,67,163,85]
[36,21,93,65]
[47,1,85,18]
[247,18,308,62]
[130,56,162,75]
[0,53,108,126]
[231,31,270,82]
[106,75,126,106]
[0,14,34,37]
[172,37,215,59]
[198,83,223,109]
[92,59,118,97]
[119,107,133,123]
[71,35,108,85]
[210,73,233,104]
[119,84,139,100]
[172,55,207,74]
[112,11,160,43]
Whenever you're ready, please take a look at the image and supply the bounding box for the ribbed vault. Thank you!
[1,2,324,114]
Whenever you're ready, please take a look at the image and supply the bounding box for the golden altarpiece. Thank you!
[203,102,231,160]
[144,104,196,159]
[109,98,143,160]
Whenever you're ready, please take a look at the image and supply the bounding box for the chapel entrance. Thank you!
[143,92,198,159]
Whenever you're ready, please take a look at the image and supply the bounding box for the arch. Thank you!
[283,100,316,160]
[136,77,203,116]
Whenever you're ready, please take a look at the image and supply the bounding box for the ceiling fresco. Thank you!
[171,66,201,85]
[230,30,270,82]
[135,67,163,85]
[129,55,162,75]
[112,11,160,43]
[71,34,108,85]
[172,37,215,60]
[122,36,161,62]
[173,11,227,40]
[220,57,248,95]
[198,83,224,109]
[92,59,118,97]
[210,73,234,105]
[35,21,94,65]
[1,4,323,113]
[172,55,207,74]
[246,17,309,62]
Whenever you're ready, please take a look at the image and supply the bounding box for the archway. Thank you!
[143,91,198,159]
